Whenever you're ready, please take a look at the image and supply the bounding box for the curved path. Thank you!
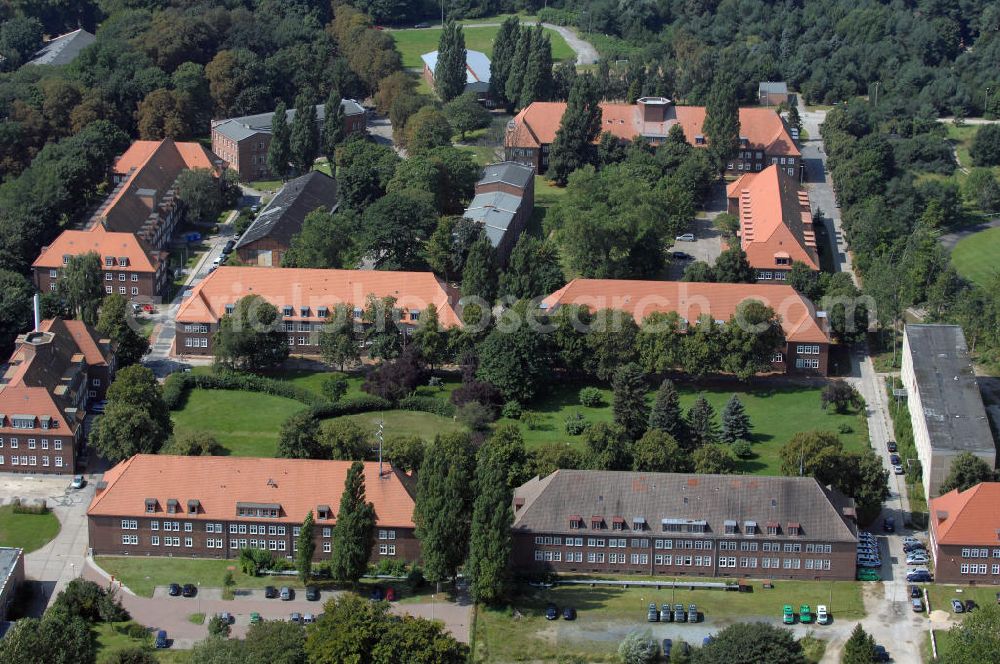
[938,217,1000,252]
[412,21,598,65]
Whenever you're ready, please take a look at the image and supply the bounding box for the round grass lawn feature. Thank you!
[950,225,1000,288]
[0,504,61,553]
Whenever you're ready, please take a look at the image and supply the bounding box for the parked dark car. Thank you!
[182,584,197,598]
[414,21,430,28]
[887,441,897,452]
[155,630,168,649]
[907,569,932,582]
[545,604,559,620]
[662,639,672,657]
[306,586,320,601]
[167,583,181,596]
[883,516,895,533]
[889,453,901,465]
[264,586,278,599]
[951,599,965,613]
[910,585,922,599]
[222,240,235,254]
[562,607,576,620]
[369,587,383,601]
[873,645,890,662]
[965,599,977,612]
[672,251,693,260]
[280,586,293,601]
[290,612,302,624]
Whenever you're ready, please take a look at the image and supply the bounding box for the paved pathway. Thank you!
[937,117,1000,125]
[84,560,471,649]
[411,21,598,65]
[938,217,1000,251]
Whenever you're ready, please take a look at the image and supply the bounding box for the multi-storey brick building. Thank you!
[32,227,169,302]
[541,279,831,375]
[173,266,463,357]
[0,317,114,474]
[726,165,818,282]
[87,455,419,564]
[211,101,366,181]
[505,97,800,178]
[462,162,535,267]
[511,470,859,581]
[235,171,338,267]
[929,483,1000,584]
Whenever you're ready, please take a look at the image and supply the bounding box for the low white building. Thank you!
[901,324,996,498]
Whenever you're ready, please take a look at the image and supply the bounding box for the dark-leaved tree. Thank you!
[331,461,376,584]
[212,294,289,372]
[267,101,291,180]
[434,21,467,103]
[466,445,513,605]
[548,74,602,185]
[612,362,648,441]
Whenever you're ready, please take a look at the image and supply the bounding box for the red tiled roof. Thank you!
[542,279,829,343]
[930,483,1000,546]
[507,101,799,157]
[32,227,160,272]
[0,385,76,434]
[175,266,463,328]
[727,166,818,271]
[88,455,417,528]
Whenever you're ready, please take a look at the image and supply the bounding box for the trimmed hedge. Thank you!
[305,395,393,419]
[398,395,456,417]
[163,371,322,410]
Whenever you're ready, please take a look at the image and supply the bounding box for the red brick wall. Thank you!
[933,544,1000,584]
[0,433,77,474]
[35,267,161,301]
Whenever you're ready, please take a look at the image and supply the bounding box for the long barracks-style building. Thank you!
[512,470,859,581]
[87,455,419,563]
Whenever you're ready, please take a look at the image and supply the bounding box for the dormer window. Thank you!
[11,416,34,429]
[787,523,800,536]
[724,519,738,535]
[225,304,235,315]
[695,135,705,145]
[63,255,71,265]
[145,498,158,513]
[300,307,310,317]
[118,257,129,267]
[739,136,748,147]
[591,516,604,530]
[283,306,293,317]
[187,499,200,515]
[105,256,115,267]
[569,515,583,529]
[632,517,646,531]
[744,520,757,535]
[40,416,52,430]
[766,521,780,536]
[352,307,363,319]
[612,517,625,531]
[317,504,331,519]
[317,307,328,318]
[409,310,420,321]
[167,499,179,514]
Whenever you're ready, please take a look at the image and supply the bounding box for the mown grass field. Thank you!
[950,225,1000,288]
[327,410,465,441]
[503,383,869,475]
[96,556,287,598]
[94,621,189,663]
[473,578,863,662]
[390,25,574,69]
[0,504,61,553]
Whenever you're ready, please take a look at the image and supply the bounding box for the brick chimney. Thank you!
[637,97,670,123]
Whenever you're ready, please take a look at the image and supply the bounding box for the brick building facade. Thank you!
[929,483,1000,584]
[87,455,420,564]
[512,471,859,581]
[462,162,535,267]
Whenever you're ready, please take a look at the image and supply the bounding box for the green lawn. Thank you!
[504,383,869,475]
[390,25,574,69]
[950,225,1000,288]
[528,175,567,238]
[474,578,862,662]
[96,556,302,598]
[324,410,465,441]
[456,143,502,166]
[925,584,1000,617]
[171,388,306,457]
[94,621,188,663]
[0,505,61,553]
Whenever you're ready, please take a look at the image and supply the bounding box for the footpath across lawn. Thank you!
[0,504,61,553]
[473,577,863,662]
[502,382,868,475]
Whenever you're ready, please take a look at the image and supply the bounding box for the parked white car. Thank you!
[816,605,830,624]
[675,233,695,242]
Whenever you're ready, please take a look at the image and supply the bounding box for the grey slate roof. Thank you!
[758,81,788,94]
[479,161,534,189]
[236,171,338,249]
[463,191,522,248]
[214,100,366,142]
[904,325,995,453]
[512,470,858,542]
[29,29,96,66]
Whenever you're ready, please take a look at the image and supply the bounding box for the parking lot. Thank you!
[665,216,725,279]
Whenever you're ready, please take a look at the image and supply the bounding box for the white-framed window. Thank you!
[121,519,138,529]
[323,542,331,553]
[119,287,126,294]
[151,536,160,546]
[42,456,49,466]
[119,273,126,281]
[131,287,138,295]
[323,527,331,537]
[55,456,63,467]
[131,273,138,282]
[54,440,62,451]
[121,535,138,545]
[9,438,17,449]
[105,285,113,294]
[379,544,396,556]
[28,439,35,449]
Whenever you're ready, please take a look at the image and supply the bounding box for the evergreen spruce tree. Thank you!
[648,379,686,441]
[490,17,521,109]
[520,26,553,107]
[786,104,803,134]
[267,101,291,180]
[841,624,876,664]
[434,21,467,102]
[466,449,513,605]
[612,363,649,441]
[321,90,346,166]
[414,433,476,585]
[505,27,533,109]
[548,73,602,185]
[460,234,498,304]
[703,76,740,173]
[330,461,376,584]
[289,93,319,174]
[721,393,752,443]
[686,396,720,448]
[296,510,315,583]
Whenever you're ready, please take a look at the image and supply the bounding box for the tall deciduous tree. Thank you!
[723,299,785,380]
[939,452,997,493]
[505,26,533,109]
[277,411,324,459]
[489,17,520,109]
[612,362,649,441]
[97,294,149,367]
[321,91,346,165]
[713,247,756,283]
[411,303,447,369]
[466,447,513,605]
[476,303,550,403]
[414,432,476,585]
[319,303,360,370]
[499,235,565,300]
[296,511,315,583]
[290,94,319,175]
[548,74,602,185]
[443,92,491,140]
[175,168,225,223]
[0,269,35,355]
[58,252,103,325]
[696,621,806,664]
[940,604,1000,664]
[213,294,289,372]
[402,106,453,154]
[267,101,291,180]
[520,26,553,107]
[721,394,752,443]
[461,234,498,304]
[632,429,688,473]
[703,76,740,173]
[91,365,171,462]
[693,443,739,475]
[331,461,376,584]
[282,209,357,269]
[434,21,467,102]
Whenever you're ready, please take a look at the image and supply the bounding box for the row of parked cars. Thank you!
[903,536,934,582]
[647,602,700,623]
[857,531,882,568]
[782,604,829,625]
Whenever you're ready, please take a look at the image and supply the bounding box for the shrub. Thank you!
[502,400,522,419]
[838,423,854,434]
[238,548,275,576]
[579,387,603,407]
[163,371,322,409]
[398,395,455,417]
[207,613,230,638]
[451,378,503,418]
[522,411,542,430]
[457,401,494,431]
[305,395,392,419]
[407,566,426,588]
[321,373,349,402]
[123,622,150,640]
[732,440,753,459]
[373,558,409,576]
[11,498,49,514]
[564,412,589,435]
[162,372,191,410]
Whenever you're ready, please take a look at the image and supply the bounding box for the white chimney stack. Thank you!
[33,293,41,331]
